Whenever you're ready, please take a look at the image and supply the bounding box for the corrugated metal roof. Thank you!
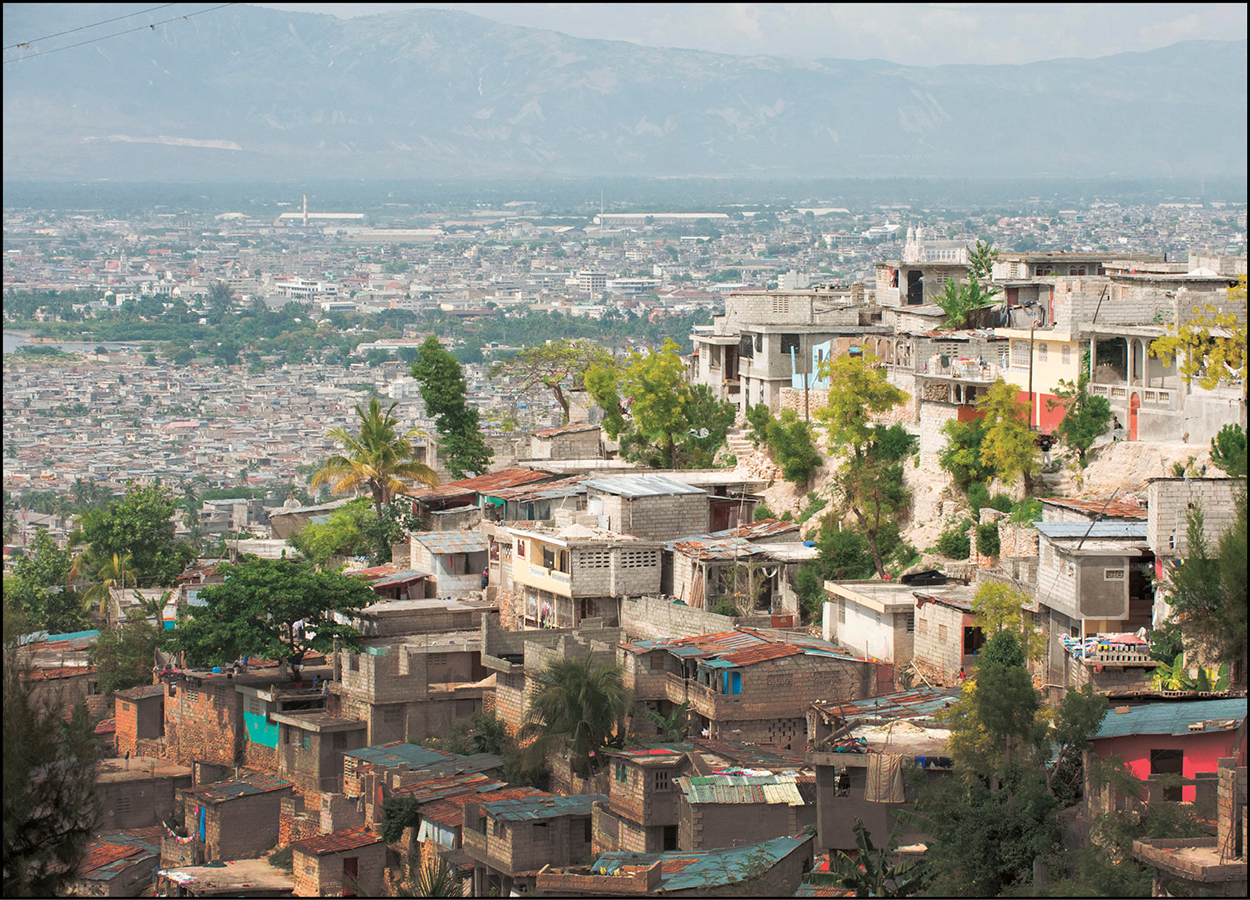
[583,474,707,498]
[486,476,587,502]
[370,568,431,588]
[411,531,489,555]
[407,468,553,502]
[183,774,292,803]
[711,519,800,540]
[1091,697,1247,740]
[667,535,763,561]
[679,773,805,806]
[344,742,456,770]
[1035,521,1148,540]
[1041,496,1147,519]
[480,793,605,821]
[691,739,810,771]
[812,686,962,722]
[590,834,810,891]
[290,826,381,857]
[719,643,803,667]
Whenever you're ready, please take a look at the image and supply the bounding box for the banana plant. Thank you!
[1151,653,1195,691]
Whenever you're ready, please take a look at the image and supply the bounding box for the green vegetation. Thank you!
[311,397,438,514]
[489,338,614,424]
[1048,374,1113,466]
[520,656,633,778]
[1209,423,1247,476]
[409,337,493,479]
[588,340,734,469]
[3,602,101,897]
[89,600,166,694]
[1158,500,1247,667]
[3,531,90,635]
[935,521,972,560]
[166,557,375,680]
[1149,274,1247,390]
[977,379,1040,493]
[70,483,197,588]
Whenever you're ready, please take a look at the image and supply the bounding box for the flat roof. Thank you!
[158,858,293,893]
[1035,521,1148,540]
[96,757,192,784]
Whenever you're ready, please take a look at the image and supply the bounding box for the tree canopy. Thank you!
[520,656,633,778]
[1047,373,1113,467]
[1150,274,1247,393]
[409,336,493,479]
[311,397,438,514]
[3,531,89,635]
[977,379,1039,493]
[489,338,614,424]
[3,604,101,897]
[72,482,196,587]
[166,557,375,679]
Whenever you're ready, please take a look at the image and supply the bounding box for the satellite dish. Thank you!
[689,427,709,439]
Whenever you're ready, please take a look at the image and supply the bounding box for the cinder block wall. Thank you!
[1147,478,1241,558]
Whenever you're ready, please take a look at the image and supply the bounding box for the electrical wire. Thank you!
[4,3,238,62]
[4,4,179,50]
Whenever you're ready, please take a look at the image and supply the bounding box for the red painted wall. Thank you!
[1015,390,1068,434]
[1091,727,1245,803]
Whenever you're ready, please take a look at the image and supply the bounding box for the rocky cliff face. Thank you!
[3,6,1245,182]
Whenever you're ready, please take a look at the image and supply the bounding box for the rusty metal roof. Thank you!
[667,535,763,561]
[410,531,490,555]
[1041,496,1147,519]
[583,474,707,498]
[485,475,587,502]
[405,468,553,502]
[479,792,605,821]
[183,774,292,804]
[290,826,382,857]
[531,423,600,438]
[678,773,806,806]
[713,518,801,540]
[719,643,803,666]
[811,686,962,723]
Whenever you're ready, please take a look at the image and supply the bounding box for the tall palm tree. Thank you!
[70,551,135,629]
[311,398,438,515]
[521,655,633,778]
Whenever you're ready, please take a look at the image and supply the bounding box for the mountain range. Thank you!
[2,5,1246,182]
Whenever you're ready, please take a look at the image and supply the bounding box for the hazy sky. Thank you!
[256,2,1247,66]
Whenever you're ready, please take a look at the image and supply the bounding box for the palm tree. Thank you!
[311,398,438,516]
[520,655,633,778]
[70,551,135,629]
[392,855,463,898]
[641,699,691,743]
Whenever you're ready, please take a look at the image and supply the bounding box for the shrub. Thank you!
[745,402,773,448]
[936,524,971,560]
[976,521,1001,558]
[754,504,774,522]
[712,602,740,618]
[766,410,823,486]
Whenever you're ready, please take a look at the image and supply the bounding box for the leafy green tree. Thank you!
[166,557,374,680]
[618,338,692,468]
[977,379,1039,493]
[971,581,1045,662]
[4,531,89,634]
[1047,374,1112,466]
[1209,423,1247,476]
[409,336,493,479]
[89,605,164,695]
[817,356,912,578]
[676,383,736,468]
[1150,274,1247,391]
[1159,500,1247,666]
[766,410,823,486]
[805,818,926,896]
[521,656,633,778]
[3,601,101,897]
[312,398,438,515]
[489,338,614,424]
[934,278,1000,330]
[72,483,196,587]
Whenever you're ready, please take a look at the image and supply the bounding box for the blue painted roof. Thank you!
[591,833,810,891]
[1092,698,1247,740]
[344,742,456,769]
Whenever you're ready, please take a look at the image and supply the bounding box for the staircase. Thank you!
[724,427,755,462]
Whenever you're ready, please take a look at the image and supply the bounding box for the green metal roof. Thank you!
[1091,698,1247,741]
[591,833,811,891]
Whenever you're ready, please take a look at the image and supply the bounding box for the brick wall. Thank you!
[182,787,292,861]
[164,680,243,768]
[680,799,791,851]
[279,795,321,849]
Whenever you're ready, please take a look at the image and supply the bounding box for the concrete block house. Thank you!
[177,774,294,863]
[290,826,386,898]
[619,627,887,750]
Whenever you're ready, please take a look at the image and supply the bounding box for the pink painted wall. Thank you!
[1091,725,1246,803]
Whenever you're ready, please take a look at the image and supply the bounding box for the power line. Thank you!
[4,4,180,51]
[4,3,238,62]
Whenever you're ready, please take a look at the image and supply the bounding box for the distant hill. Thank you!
[2,5,1245,182]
